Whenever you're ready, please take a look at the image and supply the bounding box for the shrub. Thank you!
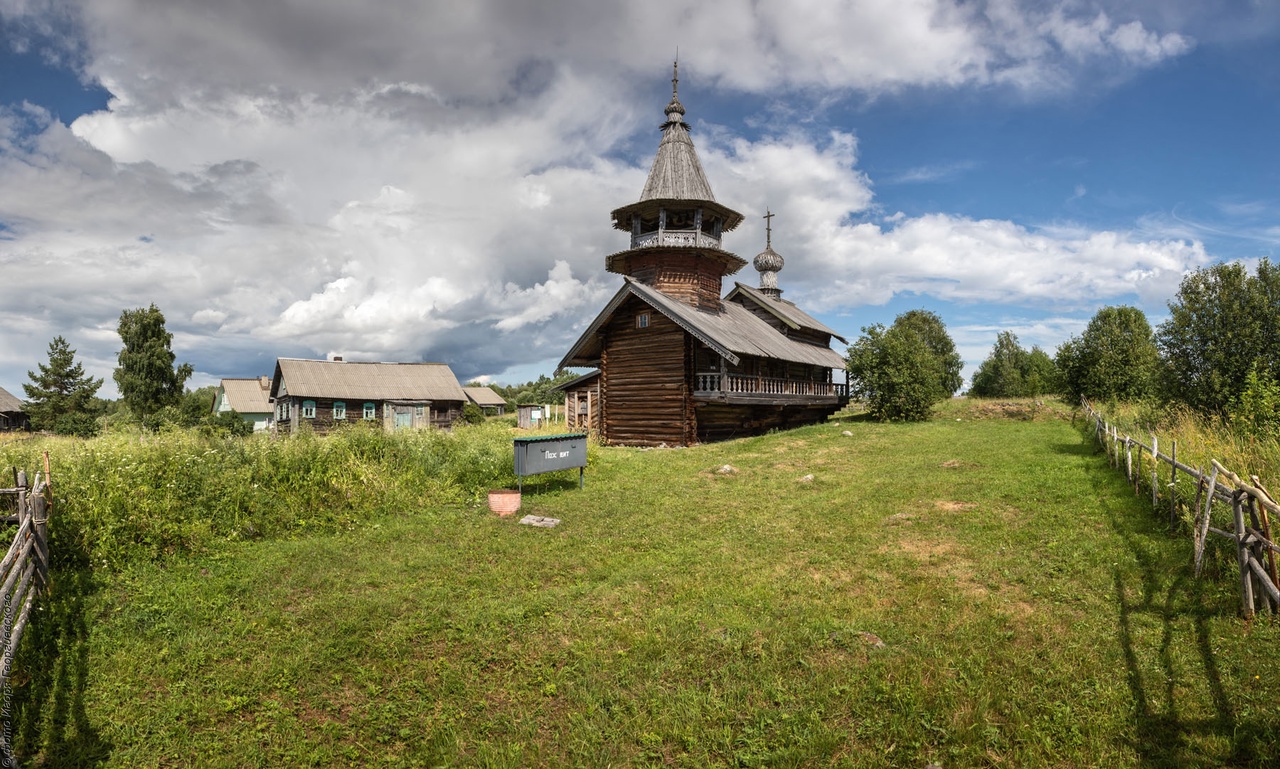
[462,402,486,425]
[847,311,960,422]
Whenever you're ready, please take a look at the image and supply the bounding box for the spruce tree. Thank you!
[23,336,104,432]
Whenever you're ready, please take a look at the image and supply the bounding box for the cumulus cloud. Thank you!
[0,0,1215,395]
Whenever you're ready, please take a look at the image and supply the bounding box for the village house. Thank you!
[269,358,467,435]
[213,376,274,432]
[559,66,849,446]
[463,386,508,416]
[0,387,28,432]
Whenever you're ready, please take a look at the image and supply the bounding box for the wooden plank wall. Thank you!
[601,298,692,446]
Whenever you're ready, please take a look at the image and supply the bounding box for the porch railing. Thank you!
[694,373,848,398]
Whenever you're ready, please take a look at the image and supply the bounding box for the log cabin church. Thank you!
[560,66,849,446]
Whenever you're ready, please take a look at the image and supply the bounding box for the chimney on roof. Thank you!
[259,375,270,389]
[332,355,344,362]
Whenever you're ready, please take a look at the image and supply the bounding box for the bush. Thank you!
[52,412,101,438]
[462,402,486,425]
[847,311,960,421]
[1229,363,1280,439]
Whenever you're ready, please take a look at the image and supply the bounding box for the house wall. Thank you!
[275,396,460,435]
[601,297,693,446]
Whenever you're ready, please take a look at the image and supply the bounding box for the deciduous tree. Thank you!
[1156,260,1280,414]
[1056,305,1158,403]
[114,305,193,419]
[846,311,960,421]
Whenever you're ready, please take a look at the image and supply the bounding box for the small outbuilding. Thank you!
[552,370,600,433]
[213,376,274,432]
[269,358,467,435]
[0,387,28,432]
[463,386,508,415]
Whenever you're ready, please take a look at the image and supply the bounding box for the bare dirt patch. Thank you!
[934,500,977,513]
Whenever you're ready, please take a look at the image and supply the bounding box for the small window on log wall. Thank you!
[636,312,650,329]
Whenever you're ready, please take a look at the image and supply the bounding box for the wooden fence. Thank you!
[1082,400,1279,619]
[0,457,52,765]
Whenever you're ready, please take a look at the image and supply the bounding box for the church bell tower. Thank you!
[605,63,746,312]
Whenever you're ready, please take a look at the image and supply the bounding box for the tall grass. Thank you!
[1086,400,1280,507]
[0,422,555,568]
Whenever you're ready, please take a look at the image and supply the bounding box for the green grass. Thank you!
[9,399,1280,767]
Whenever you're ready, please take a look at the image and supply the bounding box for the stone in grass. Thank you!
[715,464,738,475]
[518,515,560,528]
[799,474,814,483]
[841,430,852,437]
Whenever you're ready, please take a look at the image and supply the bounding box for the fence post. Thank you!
[1170,441,1178,529]
[1151,434,1159,510]
[1234,493,1255,618]
[1125,437,1133,486]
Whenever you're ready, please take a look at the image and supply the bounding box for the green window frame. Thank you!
[363,402,376,420]
[302,400,316,419]
[333,401,346,420]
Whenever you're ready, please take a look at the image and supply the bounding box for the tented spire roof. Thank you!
[640,62,716,202]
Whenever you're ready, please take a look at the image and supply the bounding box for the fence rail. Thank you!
[0,457,52,766]
[1082,400,1278,619]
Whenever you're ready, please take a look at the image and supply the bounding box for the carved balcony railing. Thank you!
[695,373,849,400]
[632,229,721,250]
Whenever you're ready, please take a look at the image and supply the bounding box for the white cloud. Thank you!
[0,0,1217,394]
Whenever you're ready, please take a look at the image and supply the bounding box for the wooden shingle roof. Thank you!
[270,359,467,402]
[608,71,744,233]
[560,279,847,370]
[0,386,24,414]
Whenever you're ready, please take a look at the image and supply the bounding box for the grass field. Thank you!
[9,400,1280,767]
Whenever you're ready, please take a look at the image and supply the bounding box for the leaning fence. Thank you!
[0,457,52,765]
[1082,400,1278,619]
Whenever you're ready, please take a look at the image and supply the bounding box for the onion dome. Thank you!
[754,210,784,298]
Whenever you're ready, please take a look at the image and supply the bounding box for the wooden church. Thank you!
[560,66,849,446]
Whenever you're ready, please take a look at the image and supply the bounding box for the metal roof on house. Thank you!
[724,283,848,344]
[0,386,24,413]
[463,386,507,407]
[217,377,273,414]
[560,279,846,371]
[270,359,467,402]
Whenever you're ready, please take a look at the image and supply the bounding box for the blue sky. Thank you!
[2,1,1278,397]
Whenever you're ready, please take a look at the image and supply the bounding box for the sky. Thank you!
[2,0,1279,398]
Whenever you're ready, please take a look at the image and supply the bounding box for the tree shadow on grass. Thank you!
[1092,459,1276,766]
[11,562,111,767]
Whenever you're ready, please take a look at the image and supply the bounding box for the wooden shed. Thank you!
[552,370,600,433]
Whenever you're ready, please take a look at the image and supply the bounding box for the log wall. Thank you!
[601,298,693,446]
[696,403,841,443]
